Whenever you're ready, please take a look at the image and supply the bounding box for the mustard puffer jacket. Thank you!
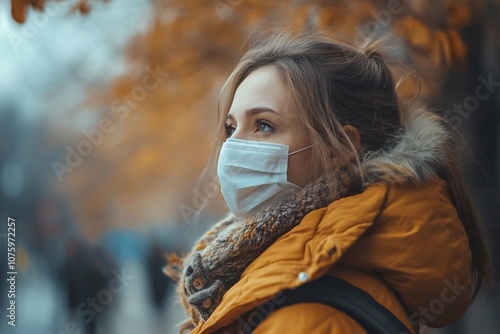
[180,107,475,333]
[190,177,472,334]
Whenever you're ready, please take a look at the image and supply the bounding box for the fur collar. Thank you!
[361,104,451,186]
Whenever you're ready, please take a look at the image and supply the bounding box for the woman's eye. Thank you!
[257,119,275,133]
[225,123,236,137]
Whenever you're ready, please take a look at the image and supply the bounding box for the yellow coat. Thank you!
[190,177,472,333]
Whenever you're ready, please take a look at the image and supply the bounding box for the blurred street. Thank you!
[1,1,499,333]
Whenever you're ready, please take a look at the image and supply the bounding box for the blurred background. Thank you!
[0,0,498,333]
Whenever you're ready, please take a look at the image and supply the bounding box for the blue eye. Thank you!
[257,119,274,133]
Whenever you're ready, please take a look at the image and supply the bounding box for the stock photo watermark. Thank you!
[51,65,169,182]
[178,170,219,225]
[8,1,62,53]
[208,291,287,334]
[357,0,407,38]
[409,276,469,332]
[49,267,135,334]
[5,217,17,327]
[213,0,243,22]
[235,291,287,332]
[444,74,500,128]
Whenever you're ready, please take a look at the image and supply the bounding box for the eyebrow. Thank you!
[226,107,282,120]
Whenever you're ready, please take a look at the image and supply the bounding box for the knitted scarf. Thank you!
[164,166,361,332]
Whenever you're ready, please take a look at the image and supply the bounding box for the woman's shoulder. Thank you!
[340,176,473,327]
[370,176,463,235]
[334,176,456,224]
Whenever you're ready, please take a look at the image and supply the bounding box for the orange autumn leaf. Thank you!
[11,0,30,23]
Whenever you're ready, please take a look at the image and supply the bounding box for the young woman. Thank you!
[165,31,491,334]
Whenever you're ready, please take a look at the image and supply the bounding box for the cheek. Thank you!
[287,151,314,187]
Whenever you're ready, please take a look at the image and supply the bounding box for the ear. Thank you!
[343,125,361,151]
[331,125,361,166]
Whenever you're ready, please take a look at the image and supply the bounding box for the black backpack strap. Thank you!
[240,275,412,334]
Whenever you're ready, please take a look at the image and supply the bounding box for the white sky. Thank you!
[0,0,153,126]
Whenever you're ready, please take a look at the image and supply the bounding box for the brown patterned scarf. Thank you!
[164,166,360,332]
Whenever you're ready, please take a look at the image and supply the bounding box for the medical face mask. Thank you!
[217,138,313,219]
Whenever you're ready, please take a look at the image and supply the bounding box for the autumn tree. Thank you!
[10,0,483,239]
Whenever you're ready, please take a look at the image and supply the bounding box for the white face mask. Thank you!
[217,138,313,219]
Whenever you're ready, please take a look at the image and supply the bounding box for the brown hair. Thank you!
[206,30,491,298]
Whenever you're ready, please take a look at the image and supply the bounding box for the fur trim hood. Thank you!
[361,104,451,187]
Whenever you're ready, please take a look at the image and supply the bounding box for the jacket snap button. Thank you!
[192,277,204,290]
[298,272,309,282]
[203,298,212,309]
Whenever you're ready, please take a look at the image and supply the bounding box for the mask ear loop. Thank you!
[288,144,314,156]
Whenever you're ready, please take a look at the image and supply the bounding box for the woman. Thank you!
[165,31,491,333]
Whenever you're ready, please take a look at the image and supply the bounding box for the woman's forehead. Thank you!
[229,66,293,119]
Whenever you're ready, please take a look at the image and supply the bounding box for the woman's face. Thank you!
[225,65,313,187]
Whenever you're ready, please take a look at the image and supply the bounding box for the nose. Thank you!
[229,128,244,140]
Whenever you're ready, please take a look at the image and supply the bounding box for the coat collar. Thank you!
[191,183,390,334]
